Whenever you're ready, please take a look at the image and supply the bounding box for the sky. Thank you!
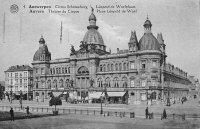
[0,0,199,81]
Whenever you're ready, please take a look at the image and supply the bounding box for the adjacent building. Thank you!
[4,65,33,100]
[32,10,192,104]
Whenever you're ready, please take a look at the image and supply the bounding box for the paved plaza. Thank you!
[0,97,200,128]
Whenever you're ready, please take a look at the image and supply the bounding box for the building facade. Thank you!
[4,65,33,100]
[32,10,191,104]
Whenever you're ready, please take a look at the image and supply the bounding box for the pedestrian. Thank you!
[145,107,149,119]
[25,106,30,118]
[10,107,14,122]
[181,99,183,104]
[163,109,167,119]
[19,99,22,109]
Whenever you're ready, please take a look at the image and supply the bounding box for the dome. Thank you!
[83,28,104,45]
[143,19,152,27]
[39,37,45,44]
[89,13,96,21]
[33,45,51,61]
[139,33,160,51]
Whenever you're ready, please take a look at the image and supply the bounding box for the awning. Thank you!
[89,92,104,99]
[63,92,68,95]
[52,92,63,97]
[107,92,126,97]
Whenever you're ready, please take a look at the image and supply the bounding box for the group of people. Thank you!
[9,106,30,122]
[145,107,167,119]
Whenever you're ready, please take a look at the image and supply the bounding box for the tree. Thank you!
[49,97,62,115]
[0,86,4,100]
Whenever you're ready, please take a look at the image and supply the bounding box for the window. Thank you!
[98,78,103,87]
[111,64,113,71]
[15,73,18,78]
[130,61,135,69]
[68,67,70,73]
[123,63,127,70]
[62,67,64,74]
[119,63,122,71]
[130,80,135,87]
[152,60,157,67]
[65,67,68,73]
[152,80,156,86]
[114,78,119,87]
[36,68,38,74]
[141,80,146,87]
[103,64,106,72]
[115,64,118,71]
[24,72,27,77]
[20,79,22,85]
[100,65,103,72]
[41,68,45,74]
[141,60,146,69]
[11,73,13,77]
[107,64,110,71]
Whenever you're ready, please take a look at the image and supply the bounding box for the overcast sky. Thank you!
[0,0,199,81]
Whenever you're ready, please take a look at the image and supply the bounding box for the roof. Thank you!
[83,28,104,45]
[139,33,160,51]
[5,65,33,72]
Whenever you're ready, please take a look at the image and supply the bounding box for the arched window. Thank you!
[123,63,127,70]
[97,78,103,87]
[53,68,55,74]
[100,65,103,72]
[68,67,70,73]
[53,80,57,89]
[59,79,63,88]
[114,78,119,87]
[103,64,106,71]
[111,64,113,71]
[151,92,156,100]
[50,68,52,74]
[65,67,68,73]
[35,82,38,89]
[47,80,51,89]
[122,77,128,88]
[115,63,118,71]
[105,77,111,87]
[78,66,89,75]
[119,63,122,71]
[62,67,64,74]
[107,64,110,71]
[65,79,70,88]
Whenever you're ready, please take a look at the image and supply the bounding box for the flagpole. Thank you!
[3,12,5,43]
[60,21,62,44]
[19,13,22,44]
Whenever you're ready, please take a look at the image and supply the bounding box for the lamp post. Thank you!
[100,95,103,114]
[20,90,23,109]
[166,80,171,106]
[10,85,13,103]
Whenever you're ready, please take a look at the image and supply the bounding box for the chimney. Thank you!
[117,48,119,53]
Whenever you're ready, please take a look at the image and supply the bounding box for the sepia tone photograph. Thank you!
[0,0,200,128]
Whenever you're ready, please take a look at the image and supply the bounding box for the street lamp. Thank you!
[166,80,171,106]
[10,85,13,103]
[100,95,103,114]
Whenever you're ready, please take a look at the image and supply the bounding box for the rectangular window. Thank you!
[130,61,135,69]
[20,79,22,85]
[41,68,45,74]
[141,60,146,69]
[141,80,146,87]
[36,68,38,74]
[152,80,156,86]
[130,80,135,87]
[24,72,27,77]
[152,60,157,67]
[15,73,18,78]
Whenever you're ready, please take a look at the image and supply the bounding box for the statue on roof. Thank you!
[70,45,76,55]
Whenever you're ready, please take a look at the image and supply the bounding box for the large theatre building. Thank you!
[32,10,191,104]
